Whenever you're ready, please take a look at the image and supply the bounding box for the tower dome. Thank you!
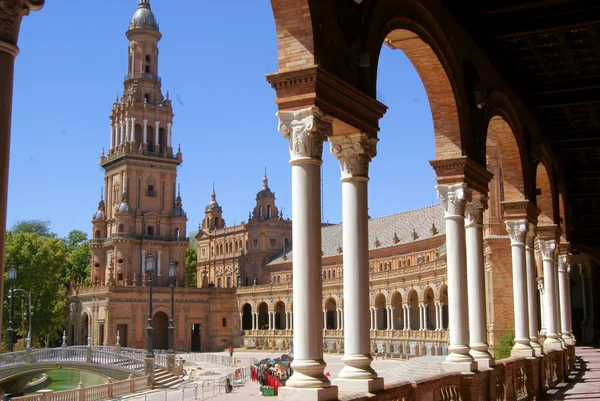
[205,184,222,213]
[172,185,186,217]
[93,199,106,220]
[129,0,159,32]
[256,170,274,199]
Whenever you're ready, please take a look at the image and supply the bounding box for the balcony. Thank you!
[124,72,161,83]
[90,233,189,244]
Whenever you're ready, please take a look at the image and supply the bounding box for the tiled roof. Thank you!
[267,204,445,265]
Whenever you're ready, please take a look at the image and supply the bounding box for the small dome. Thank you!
[205,185,222,213]
[129,0,159,32]
[256,173,274,199]
[93,199,105,220]
[118,202,134,213]
[172,188,186,217]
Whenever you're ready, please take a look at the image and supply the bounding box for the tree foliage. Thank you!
[4,231,68,346]
[10,220,54,237]
[185,245,197,287]
[64,230,90,283]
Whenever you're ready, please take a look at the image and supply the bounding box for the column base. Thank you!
[563,335,574,346]
[469,345,495,369]
[278,386,338,401]
[442,360,477,373]
[511,346,535,358]
[474,357,495,370]
[531,341,544,356]
[543,337,562,351]
[332,377,384,393]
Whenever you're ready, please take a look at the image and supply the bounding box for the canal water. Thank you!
[24,370,106,393]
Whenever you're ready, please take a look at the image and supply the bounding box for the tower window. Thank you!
[145,55,151,74]
[144,94,150,103]
[268,205,272,218]
[259,205,263,217]
[147,185,156,196]
[147,226,154,236]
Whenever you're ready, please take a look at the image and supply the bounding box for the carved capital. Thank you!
[539,239,557,260]
[506,220,528,244]
[277,107,333,162]
[465,194,488,228]
[330,132,377,179]
[436,183,472,217]
[0,0,44,48]
[557,254,569,272]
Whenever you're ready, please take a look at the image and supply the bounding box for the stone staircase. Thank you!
[388,356,445,383]
[153,368,185,388]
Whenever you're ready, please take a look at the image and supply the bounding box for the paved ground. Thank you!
[543,346,600,400]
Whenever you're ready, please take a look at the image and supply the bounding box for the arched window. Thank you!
[94,230,101,239]
[145,55,151,74]
[259,205,263,217]
[174,228,180,238]
[214,217,219,228]
[118,224,124,233]
[267,205,272,218]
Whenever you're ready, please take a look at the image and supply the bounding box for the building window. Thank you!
[147,226,154,236]
[259,205,263,217]
[268,205,272,217]
[147,184,156,196]
[217,277,222,288]
[118,224,124,233]
[226,277,231,288]
[144,94,150,103]
[145,55,151,74]
[222,318,227,328]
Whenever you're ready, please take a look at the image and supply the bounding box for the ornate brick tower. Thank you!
[93,0,187,288]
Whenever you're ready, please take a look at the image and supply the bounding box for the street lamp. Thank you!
[168,261,176,354]
[7,264,16,352]
[145,254,155,358]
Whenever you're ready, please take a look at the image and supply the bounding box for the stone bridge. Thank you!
[0,346,168,385]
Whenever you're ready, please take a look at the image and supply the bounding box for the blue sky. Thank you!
[8,0,437,238]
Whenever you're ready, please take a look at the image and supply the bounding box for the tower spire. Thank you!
[263,167,269,189]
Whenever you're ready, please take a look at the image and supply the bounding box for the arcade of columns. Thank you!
[272,107,575,399]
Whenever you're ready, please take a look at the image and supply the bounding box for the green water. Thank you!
[25,370,106,393]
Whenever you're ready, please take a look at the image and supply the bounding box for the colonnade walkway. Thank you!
[543,346,600,400]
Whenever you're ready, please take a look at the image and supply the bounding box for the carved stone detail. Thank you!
[506,220,528,244]
[539,239,557,260]
[277,107,333,161]
[436,183,472,217]
[557,254,568,272]
[525,224,536,248]
[465,194,488,228]
[329,132,377,179]
[0,0,44,47]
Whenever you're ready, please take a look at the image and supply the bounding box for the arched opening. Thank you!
[214,217,219,228]
[536,162,555,226]
[424,288,435,330]
[81,313,90,345]
[374,294,387,330]
[152,311,169,350]
[174,228,180,238]
[257,302,269,330]
[147,125,155,150]
[118,224,124,233]
[145,55,151,74]
[267,205,272,218]
[275,301,286,330]
[242,303,252,330]
[392,292,403,330]
[440,285,449,330]
[158,128,165,152]
[259,205,263,217]
[408,290,419,330]
[324,298,337,330]
[94,230,101,239]
[134,124,142,148]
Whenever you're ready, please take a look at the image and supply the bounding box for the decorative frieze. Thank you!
[277,107,333,161]
[329,132,378,179]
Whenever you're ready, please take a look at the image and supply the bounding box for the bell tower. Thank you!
[92,0,188,288]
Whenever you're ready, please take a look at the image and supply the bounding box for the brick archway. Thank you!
[536,162,556,226]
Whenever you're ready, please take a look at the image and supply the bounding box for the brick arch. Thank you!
[486,114,526,201]
[373,292,387,305]
[421,285,435,302]
[559,193,567,241]
[270,0,315,73]
[390,290,403,304]
[323,295,338,309]
[535,161,556,226]
[405,287,419,302]
[239,302,252,314]
[361,1,470,159]
[437,282,448,301]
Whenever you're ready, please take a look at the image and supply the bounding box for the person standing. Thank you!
[228,345,234,358]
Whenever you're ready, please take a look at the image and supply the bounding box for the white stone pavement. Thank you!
[113,351,412,401]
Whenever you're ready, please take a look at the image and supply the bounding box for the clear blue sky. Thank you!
[8,0,437,238]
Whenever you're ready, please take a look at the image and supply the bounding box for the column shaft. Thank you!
[526,231,542,354]
[437,184,476,372]
[130,118,136,143]
[143,120,148,144]
[538,282,546,335]
[125,118,130,142]
[506,220,534,357]
[110,124,115,149]
[155,122,160,151]
[390,307,395,331]
[120,121,125,145]
[558,255,573,344]
[540,240,561,349]
[466,197,494,367]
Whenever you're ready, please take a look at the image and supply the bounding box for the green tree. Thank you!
[4,232,68,347]
[63,230,91,284]
[65,230,88,252]
[10,220,54,237]
[185,245,197,287]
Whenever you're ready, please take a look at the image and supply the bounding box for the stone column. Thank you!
[525,229,543,355]
[554,253,564,347]
[125,118,130,143]
[565,265,574,343]
[140,250,146,283]
[540,240,561,349]
[558,254,573,344]
[373,307,378,331]
[323,310,327,331]
[369,308,374,330]
[405,305,411,331]
[0,0,45,333]
[154,121,160,151]
[389,307,394,331]
[437,184,476,372]
[276,107,337,400]
[110,124,115,150]
[167,123,172,148]
[538,280,546,335]
[143,119,148,145]
[506,220,534,357]
[157,250,162,276]
[418,304,424,330]
[120,121,125,145]
[465,195,495,367]
[239,312,243,330]
[130,117,136,144]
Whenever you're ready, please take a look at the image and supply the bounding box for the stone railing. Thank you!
[12,375,149,401]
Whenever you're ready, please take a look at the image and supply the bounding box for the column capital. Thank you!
[0,0,44,50]
[557,254,569,272]
[330,132,377,180]
[525,224,536,248]
[465,194,488,227]
[539,239,557,261]
[436,183,472,217]
[277,107,333,162]
[506,220,528,245]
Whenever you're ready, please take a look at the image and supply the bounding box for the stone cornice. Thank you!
[266,66,387,136]
[0,0,44,47]
[536,224,561,241]
[429,156,493,195]
[501,200,540,224]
